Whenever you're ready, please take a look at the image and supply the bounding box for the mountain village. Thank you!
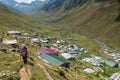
[0,30,120,79]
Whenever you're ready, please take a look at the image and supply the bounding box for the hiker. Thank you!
[20,44,28,64]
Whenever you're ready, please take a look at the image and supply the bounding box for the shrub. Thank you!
[58,69,65,77]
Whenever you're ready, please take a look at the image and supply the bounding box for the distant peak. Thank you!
[14,0,46,4]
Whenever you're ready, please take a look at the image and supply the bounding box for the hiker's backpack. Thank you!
[20,46,28,57]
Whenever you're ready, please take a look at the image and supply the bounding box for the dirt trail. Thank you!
[38,63,54,80]
[93,39,109,57]
[20,66,31,80]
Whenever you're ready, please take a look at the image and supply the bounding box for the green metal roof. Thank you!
[97,58,118,67]
[40,54,69,66]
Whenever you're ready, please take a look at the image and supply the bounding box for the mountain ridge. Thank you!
[37,0,120,49]
[0,0,47,15]
[1,0,119,49]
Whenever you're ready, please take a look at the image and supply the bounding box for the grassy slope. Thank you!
[0,4,46,34]
[40,0,120,50]
[0,4,88,80]
[33,1,120,79]
[27,1,120,79]
[0,4,37,79]
[0,1,120,79]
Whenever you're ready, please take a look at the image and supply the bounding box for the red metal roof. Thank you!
[39,48,59,55]
[107,49,113,53]
[7,31,21,35]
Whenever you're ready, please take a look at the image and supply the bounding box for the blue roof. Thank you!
[39,54,69,66]
[97,58,118,67]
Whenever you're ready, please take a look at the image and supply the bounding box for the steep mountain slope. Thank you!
[38,0,120,49]
[0,0,46,15]
[41,0,64,12]
[41,0,88,11]
[0,3,41,33]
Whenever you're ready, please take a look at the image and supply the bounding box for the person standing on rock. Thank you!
[20,44,28,64]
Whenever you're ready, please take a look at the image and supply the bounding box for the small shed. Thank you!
[23,33,30,37]
[107,49,113,53]
[83,68,95,73]
[44,42,50,48]
[38,48,59,55]
[32,32,38,37]
[41,40,49,43]
[82,58,101,66]
[110,73,120,80]
[3,40,17,45]
[7,31,21,35]
[56,40,61,44]
[39,54,70,68]
[61,53,75,60]
[2,40,18,48]
[97,58,119,68]
[31,38,40,44]
[23,33,30,38]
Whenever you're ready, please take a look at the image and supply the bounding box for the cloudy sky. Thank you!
[14,0,46,3]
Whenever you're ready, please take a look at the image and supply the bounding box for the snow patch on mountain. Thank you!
[14,0,46,4]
